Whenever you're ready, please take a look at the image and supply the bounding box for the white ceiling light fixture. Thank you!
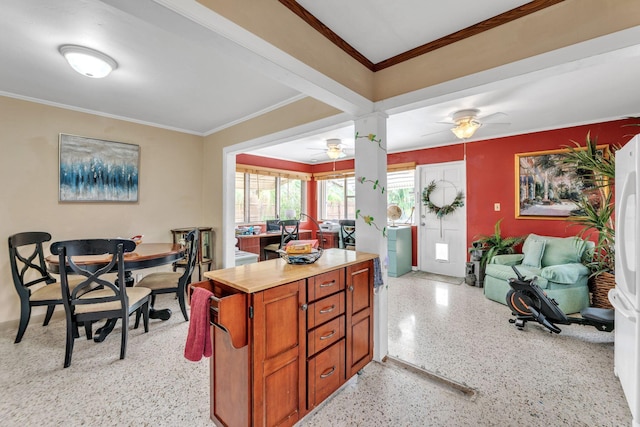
[450,109,481,139]
[326,138,346,159]
[59,45,118,78]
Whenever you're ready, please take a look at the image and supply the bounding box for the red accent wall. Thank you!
[465,119,636,251]
[237,119,640,263]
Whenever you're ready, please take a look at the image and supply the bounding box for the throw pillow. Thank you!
[522,239,546,269]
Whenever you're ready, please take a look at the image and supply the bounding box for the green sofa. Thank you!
[483,233,594,314]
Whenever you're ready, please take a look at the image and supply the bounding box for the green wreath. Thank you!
[422,180,465,218]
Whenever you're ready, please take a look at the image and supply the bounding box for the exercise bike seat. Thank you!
[581,307,615,324]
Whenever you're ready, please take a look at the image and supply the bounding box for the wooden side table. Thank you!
[171,227,215,280]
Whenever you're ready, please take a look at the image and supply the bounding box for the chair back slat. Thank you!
[8,232,55,293]
[339,220,356,247]
[179,230,199,288]
[278,219,300,247]
[53,239,135,314]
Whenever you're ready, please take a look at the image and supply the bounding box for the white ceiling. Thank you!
[2,0,640,164]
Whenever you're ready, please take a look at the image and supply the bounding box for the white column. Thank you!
[354,112,388,362]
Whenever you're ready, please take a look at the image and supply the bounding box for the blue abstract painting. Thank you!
[59,134,139,202]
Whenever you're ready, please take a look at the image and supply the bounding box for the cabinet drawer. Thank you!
[307,291,345,330]
[189,279,247,349]
[308,269,344,301]
[307,315,345,356]
[308,339,345,409]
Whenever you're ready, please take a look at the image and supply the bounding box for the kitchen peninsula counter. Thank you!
[196,248,377,427]
[205,248,377,293]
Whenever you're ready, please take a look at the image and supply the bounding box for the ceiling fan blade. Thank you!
[421,129,451,137]
[479,112,508,122]
[482,122,511,127]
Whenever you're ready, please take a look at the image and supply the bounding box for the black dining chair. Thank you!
[339,220,356,250]
[134,229,198,322]
[9,231,86,343]
[263,219,300,260]
[51,239,151,368]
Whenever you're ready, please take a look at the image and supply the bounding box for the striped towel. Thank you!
[373,257,384,289]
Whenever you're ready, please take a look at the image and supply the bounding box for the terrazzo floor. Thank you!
[0,272,632,426]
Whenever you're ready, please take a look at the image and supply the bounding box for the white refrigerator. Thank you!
[611,134,640,427]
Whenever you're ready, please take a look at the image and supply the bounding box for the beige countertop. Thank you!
[204,248,378,293]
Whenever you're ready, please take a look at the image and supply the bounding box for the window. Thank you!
[248,174,276,222]
[318,176,356,220]
[317,168,415,223]
[235,172,245,223]
[279,177,303,219]
[387,169,416,224]
[235,170,306,223]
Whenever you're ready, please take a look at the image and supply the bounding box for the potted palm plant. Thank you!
[470,218,525,272]
[559,132,617,307]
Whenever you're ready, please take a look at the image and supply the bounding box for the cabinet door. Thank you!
[345,260,374,378]
[252,280,306,427]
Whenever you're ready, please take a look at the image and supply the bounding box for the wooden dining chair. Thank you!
[51,239,151,368]
[134,229,198,321]
[339,220,356,250]
[9,231,86,343]
[263,219,299,260]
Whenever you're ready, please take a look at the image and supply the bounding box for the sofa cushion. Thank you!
[522,239,545,269]
[540,263,590,285]
[484,264,548,289]
[490,254,524,266]
[525,234,588,267]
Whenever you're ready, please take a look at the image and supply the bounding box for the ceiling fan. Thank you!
[425,109,510,140]
[309,138,352,160]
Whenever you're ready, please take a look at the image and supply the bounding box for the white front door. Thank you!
[418,161,467,277]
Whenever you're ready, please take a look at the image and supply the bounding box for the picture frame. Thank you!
[515,146,608,219]
[59,133,139,202]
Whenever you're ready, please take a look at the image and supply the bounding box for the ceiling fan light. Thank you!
[326,147,343,159]
[59,45,117,78]
[451,119,481,139]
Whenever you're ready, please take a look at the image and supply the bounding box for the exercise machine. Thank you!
[506,266,614,333]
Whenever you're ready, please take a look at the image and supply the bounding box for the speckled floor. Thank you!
[302,271,631,426]
[0,274,632,426]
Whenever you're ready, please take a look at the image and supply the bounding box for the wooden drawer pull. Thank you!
[319,304,336,314]
[319,329,336,340]
[319,280,336,288]
[320,366,336,378]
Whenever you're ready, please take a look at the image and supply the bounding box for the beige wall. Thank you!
[0,96,203,326]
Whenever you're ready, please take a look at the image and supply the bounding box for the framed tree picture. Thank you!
[59,134,139,202]
[515,146,608,219]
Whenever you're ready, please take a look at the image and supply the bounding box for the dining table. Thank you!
[46,242,185,342]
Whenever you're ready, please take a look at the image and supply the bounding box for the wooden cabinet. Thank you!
[319,231,339,249]
[196,251,375,427]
